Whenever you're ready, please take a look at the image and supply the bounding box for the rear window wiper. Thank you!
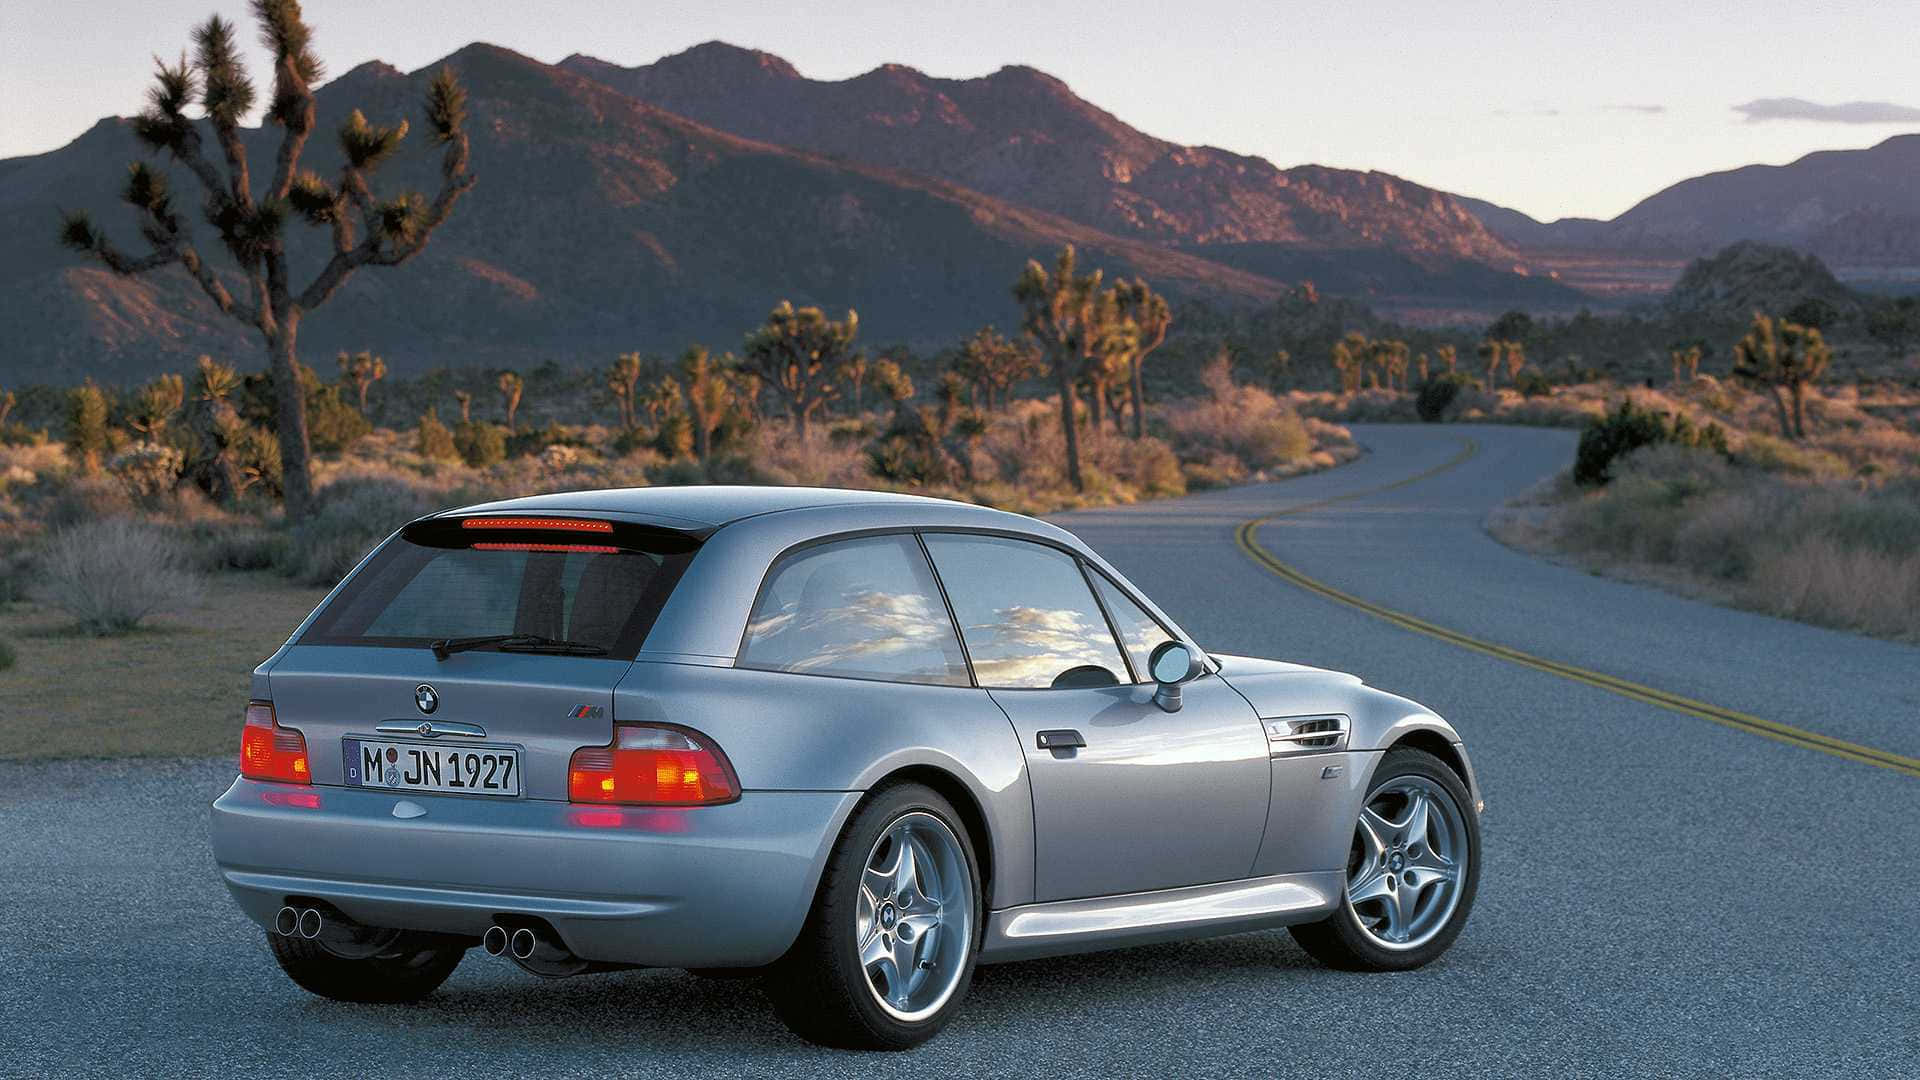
[431,634,608,660]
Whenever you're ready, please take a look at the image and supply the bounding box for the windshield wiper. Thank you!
[431,634,607,660]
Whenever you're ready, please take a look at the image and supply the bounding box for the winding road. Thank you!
[5,423,1916,1078]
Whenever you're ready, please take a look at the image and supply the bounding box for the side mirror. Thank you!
[1148,641,1204,712]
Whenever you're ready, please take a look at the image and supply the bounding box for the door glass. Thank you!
[1088,571,1177,683]
[923,535,1128,689]
[739,534,970,686]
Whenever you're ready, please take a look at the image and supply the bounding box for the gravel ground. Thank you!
[4,423,1915,1078]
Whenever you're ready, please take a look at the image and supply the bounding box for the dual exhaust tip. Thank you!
[482,924,543,961]
[274,905,325,940]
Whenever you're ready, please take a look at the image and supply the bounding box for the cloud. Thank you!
[1605,104,1667,115]
[1733,98,1920,124]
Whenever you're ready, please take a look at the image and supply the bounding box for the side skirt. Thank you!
[978,871,1344,964]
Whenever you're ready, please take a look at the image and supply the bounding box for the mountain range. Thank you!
[1,38,1912,384]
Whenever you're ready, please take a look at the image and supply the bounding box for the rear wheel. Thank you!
[764,783,981,1050]
[267,930,466,1003]
[1290,747,1479,971]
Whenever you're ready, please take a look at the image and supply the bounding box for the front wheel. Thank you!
[1290,747,1479,971]
[764,783,982,1050]
[267,930,466,1003]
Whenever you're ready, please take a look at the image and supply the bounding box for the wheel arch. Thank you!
[862,764,996,913]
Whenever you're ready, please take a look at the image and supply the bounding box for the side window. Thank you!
[739,534,970,686]
[923,534,1128,690]
[1089,571,1177,684]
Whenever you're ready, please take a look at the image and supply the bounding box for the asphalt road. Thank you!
[5,423,1917,1078]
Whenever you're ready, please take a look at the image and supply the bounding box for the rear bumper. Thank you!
[210,778,860,967]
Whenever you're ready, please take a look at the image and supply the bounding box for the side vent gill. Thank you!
[1263,714,1349,754]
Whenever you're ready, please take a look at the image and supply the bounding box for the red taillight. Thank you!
[240,701,310,785]
[461,517,613,533]
[568,725,740,806]
[470,542,620,554]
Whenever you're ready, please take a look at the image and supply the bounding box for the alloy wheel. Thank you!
[1343,776,1469,950]
[854,810,974,1022]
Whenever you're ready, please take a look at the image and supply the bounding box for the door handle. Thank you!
[1035,729,1086,751]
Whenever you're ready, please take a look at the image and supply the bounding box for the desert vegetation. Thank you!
[0,244,1354,644]
[1491,316,1920,641]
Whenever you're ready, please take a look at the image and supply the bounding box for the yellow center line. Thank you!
[1233,437,1920,780]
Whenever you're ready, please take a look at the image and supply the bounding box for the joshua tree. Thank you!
[869,357,914,403]
[742,301,858,439]
[1478,341,1501,387]
[1330,332,1369,393]
[55,2,475,521]
[67,382,111,473]
[336,350,386,413]
[1437,344,1458,375]
[452,389,472,423]
[497,371,523,432]
[953,326,1041,411]
[1113,278,1170,438]
[0,386,15,430]
[1732,313,1831,439]
[681,345,733,462]
[187,355,246,499]
[1670,346,1702,384]
[1415,352,1430,384]
[1014,245,1103,491]
[129,373,186,438]
[841,352,868,415]
[607,352,643,430]
[1083,287,1136,432]
[1503,341,1527,384]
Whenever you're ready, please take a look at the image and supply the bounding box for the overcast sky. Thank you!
[4,0,1914,221]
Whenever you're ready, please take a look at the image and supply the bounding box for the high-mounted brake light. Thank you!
[569,725,740,806]
[239,701,310,785]
[471,542,620,554]
[461,517,614,533]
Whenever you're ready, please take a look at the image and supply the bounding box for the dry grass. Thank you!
[0,572,330,759]
[35,519,205,634]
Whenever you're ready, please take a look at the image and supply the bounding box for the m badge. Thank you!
[568,704,605,720]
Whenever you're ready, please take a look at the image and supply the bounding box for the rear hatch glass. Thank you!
[272,516,700,800]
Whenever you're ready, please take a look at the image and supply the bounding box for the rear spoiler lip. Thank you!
[414,508,719,540]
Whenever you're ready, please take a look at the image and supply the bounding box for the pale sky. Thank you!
[4,0,1914,222]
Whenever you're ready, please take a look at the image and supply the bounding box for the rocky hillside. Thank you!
[0,45,1289,383]
[1661,242,1866,320]
[560,43,1520,263]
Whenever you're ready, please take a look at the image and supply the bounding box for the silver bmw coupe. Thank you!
[211,485,1482,1049]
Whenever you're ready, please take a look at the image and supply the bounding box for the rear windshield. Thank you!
[299,517,700,659]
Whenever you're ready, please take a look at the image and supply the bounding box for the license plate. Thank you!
[343,739,521,797]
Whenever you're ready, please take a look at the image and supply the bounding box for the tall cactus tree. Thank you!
[607,353,644,430]
[681,346,733,462]
[336,350,387,413]
[1113,278,1170,438]
[1014,246,1102,491]
[497,371,523,432]
[742,301,858,440]
[1732,313,1831,439]
[55,1,475,521]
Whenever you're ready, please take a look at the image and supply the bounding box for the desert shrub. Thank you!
[35,519,204,634]
[415,410,460,463]
[1165,361,1311,471]
[305,384,372,452]
[1514,369,1554,398]
[505,423,594,460]
[648,459,708,487]
[0,637,13,671]
[654,412,694,459]
[1415,373,1476,422]
[1101,435,1185,498]
[107,442,185,500]
[38,475,137,527]
[282,475,445,586]
[453,421,507,469]
[829,418,876,446]
[1573,400,1728,487]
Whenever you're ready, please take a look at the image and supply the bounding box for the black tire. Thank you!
[267,930,466,1003]
[1290,747,1480,971]
[763,782,984,1050]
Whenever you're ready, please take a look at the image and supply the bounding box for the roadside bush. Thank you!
[36,519,204,634]
[453,421,507,469]
[1165,359,1311,470]
[1573,400,1728,487]
[1415,373,1476,422]
[1514,369,1554,398]
[415,411,460,463]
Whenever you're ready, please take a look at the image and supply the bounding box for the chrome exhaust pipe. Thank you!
[509,927,538,961]
[297,907,324,940]
[483,925,510,957]
[274,906,300,937]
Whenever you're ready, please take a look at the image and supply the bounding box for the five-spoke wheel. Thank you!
[855,811,974,1021]
[1290,747,1480,970]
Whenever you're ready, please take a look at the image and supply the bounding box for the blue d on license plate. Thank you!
[343,739,521,796]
